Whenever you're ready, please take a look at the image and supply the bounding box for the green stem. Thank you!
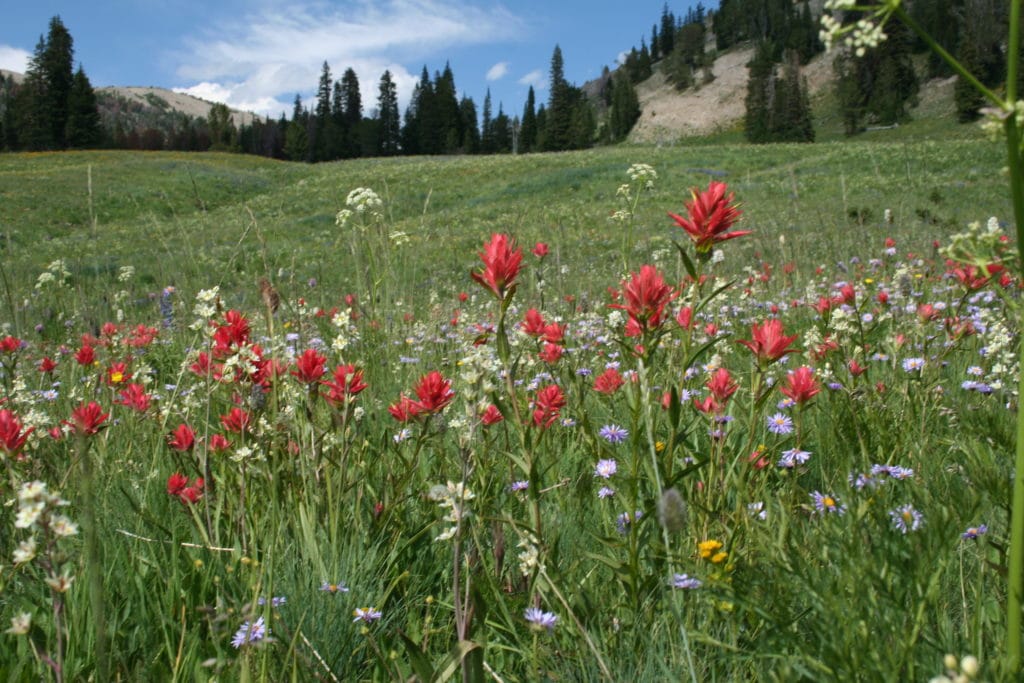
[77,435,108,681]
[1004,1,1024,671]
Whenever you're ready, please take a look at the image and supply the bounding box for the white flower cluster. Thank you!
[627,163,658,189]
[12,480,78,577]
[35,260,71,290]
[429,481,475,542]
[336,187,384,228]
[331,308,359,354]
[117,265,135,283]
[977,307,1017,391]
[516,532,544,576]
[820,1,889,56]
[190,287,221,330]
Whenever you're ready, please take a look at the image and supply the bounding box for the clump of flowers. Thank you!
[698,539,728,564]
[429,481,475,542]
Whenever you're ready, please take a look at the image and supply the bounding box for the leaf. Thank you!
[398,632,436,683]
[673,239,698,281]
[435,640,481,683]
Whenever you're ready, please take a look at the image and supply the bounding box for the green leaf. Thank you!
[398,632,436,683]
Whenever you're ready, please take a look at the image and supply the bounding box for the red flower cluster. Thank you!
[322,364,368,408]
[780,366,821,405]
[0,409,34,458]
[388,371,454,422]
[168,424,196,452]
[167,473,204,504]
[532,384,565,429]
[291,348,327,385]
[114,383,151,413]
[611,265,677,337]
[66,402,109,437]
[470,233,523,300]
[737,319,800,366]
[593,367,625,394]
[668,181,746,254]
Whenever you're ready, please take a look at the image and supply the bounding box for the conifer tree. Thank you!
[480,88,494,154]
[609,71,641,141]
[544,45,573,151]
[42,16,74,148]
[492,103,511,153]
[313,61,333,161]
[520,86,537,153]
[285,94,309,161]
[744,42,775,143]
[339,67,362,157]
[458,95,480,153]
[376,70,400,155]
[660,4,676,56]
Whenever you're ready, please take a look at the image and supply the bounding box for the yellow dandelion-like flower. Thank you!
[698,539,723,559]
[711,551,729,564]
[655,441,666,453]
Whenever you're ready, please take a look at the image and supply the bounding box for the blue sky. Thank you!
[0,1,696,120]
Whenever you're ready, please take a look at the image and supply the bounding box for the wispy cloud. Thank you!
[171,0,524,116]
[517,69,546,91]
[486,61,509,81]
[0,45,30,74]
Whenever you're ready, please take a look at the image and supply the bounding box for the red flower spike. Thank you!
[611,264,677,336]
[736,319,800,366]
[167,473,189,496]
[220,407,251,434]
[780,366,821,405]
[291,348,327,385]
[322,364,368,407]
[706,367,738,403]
[75,344,96,366]
[668,181,747,253]
[209,434,231,452]
[105,361,132,386]
[593,368,625,395]
[481,404,504,426]
[412,371,454,414]
[521,308,545,337]
[67,402,109,436]
[470,233,523,300]
[0,409,34,457]
[0,336,21,354]
[532,242,549,258]
[532,384,565,429]
[168,424,196,452]
[38,357,57,373]
[115,383,151,413]
[538,342,564,365]
[388,395,422,423]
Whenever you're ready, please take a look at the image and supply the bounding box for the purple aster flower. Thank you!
[231,616,269,648]
[594,459,618,479]
[352,607,383,623]
[849,472,879,490]
[962,524,988,540]
[524,607,558,632]
[889,504,924,533]
[510,480,529,492]
[670,574,702,589]
[576,368,593,376]
[599,424,629,444]
[777,397,796,410]
[616,510,643,535]
[597,486,616,498]
[810,491,846,515]
[777,448,811,469]
[902,357,925,372]
[257,596,287,608]
[320,581,350,594]
[766,413,794,435]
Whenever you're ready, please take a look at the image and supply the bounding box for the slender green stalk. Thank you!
[77,434,108,681]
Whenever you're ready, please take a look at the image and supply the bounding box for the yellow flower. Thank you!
[655,441,665,453]
[711,551,729,564]
[698,539,723,559]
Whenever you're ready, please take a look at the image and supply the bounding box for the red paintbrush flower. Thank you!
[66,401,109,436]
[480,404,504,425]
[668,181,746,254]
[521,308,546,337]
[538,342,564,364]
[168,423,196,452]
[0,409,34,457]
[532,242,549,258]
[212,310,251,356]
[115,383,151,413]
[532,384,565,429]
[780,366,821,405]
[105,361,132,386]
[167,473,189,496]
[38,356,57,374]
[0,335,21,353]
[611,264,676,336]
[593,367,625,394]
[322,364,368,407]
[470,233,523,300]
[706,367,738,403]
[412,371,454,414]
[388,395,422,423]
[291,348,327,385]
[736,319,800,366]
[75,344,96,366]
[220,407,251,434]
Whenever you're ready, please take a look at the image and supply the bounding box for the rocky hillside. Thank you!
[97,86,259,128]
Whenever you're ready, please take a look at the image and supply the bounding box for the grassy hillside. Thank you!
[0,137,1006,326]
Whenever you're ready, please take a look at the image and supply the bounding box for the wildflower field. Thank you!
[0,137,1018,681]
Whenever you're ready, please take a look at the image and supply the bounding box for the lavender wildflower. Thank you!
[524,607,558,632]
[889,504,924,533]
[352,607,382,623]
[670,574,702,590]
[231,616,268,648]
[962,524,988,540]
[766,413,794,435]
[599,424,629,443]
[594,459,618,479]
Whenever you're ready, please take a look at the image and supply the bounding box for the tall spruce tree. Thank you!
[744,42,775,143]
[377,70,400,155]
[520,86,537,153]
[339,68,362,158]
[660,4,676,56]
[458,95,480,153]
[609,71,641,141]
[16,36,54,150]
[544,45,573,151]
[42,16,74,148]
[480,88,494,153]
[313,62,333,161]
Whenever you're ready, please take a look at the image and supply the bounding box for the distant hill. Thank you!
[0,68,24,85]
[97,86,260,128]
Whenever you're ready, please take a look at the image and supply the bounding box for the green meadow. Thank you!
[0,131,1018,681]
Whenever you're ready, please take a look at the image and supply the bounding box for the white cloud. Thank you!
[486,61,509,81]
[0,45,30,74]
[517,69,546,91]
[170,0,523,116]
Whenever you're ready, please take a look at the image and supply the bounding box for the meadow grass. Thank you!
[0,136,1016,681]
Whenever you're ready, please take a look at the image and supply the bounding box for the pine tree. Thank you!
[744,42,775,143]
[42,16,74,148]
[458,95,480,153]
[435,63,462,153]
[208,103,236,151]
[651,24,661,61]
[16,36,54,150]
[492,103,511,153]
[339,68,362,158]
[609,71,640,141]
[775,50,814,142]
[313,62,332,161]
[285,94,308,161]
[660,4,676,56]
[377,70,400,155]
[480,88,494,154]
[544,45,573,151]
[520,86,537,153]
